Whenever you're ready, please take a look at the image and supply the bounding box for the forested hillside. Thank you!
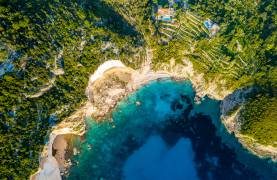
[0,0,276,179]
[188,0,277,147]
[0,0,143,178]
[109,0,277,147]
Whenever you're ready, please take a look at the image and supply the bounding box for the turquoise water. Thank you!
[68,79,276,180]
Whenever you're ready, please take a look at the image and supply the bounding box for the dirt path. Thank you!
[25,50,64,99]
[142,48,153,73]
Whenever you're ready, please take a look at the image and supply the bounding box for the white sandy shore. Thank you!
[86,60,126,101]
[88,60,125,84]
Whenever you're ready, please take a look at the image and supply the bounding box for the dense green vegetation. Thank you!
[0,0,276,179]
[145,0,277,147]
[187,0,276,146]
[0,0,143,179]
[240,95,277,146]
[149,0,276,90]
[240,66,277,146]
[189,0,276,85]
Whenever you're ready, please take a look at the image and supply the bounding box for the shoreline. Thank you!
[30,103,88,180]
[31,59,276,179]
[221,109,277,161]
[220,88,277,161]
[30,60,176,180]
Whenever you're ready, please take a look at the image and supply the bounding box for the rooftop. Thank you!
[158,8,174,16]
[157,8,175,22]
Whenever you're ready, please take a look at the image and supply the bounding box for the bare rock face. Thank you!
[220,88,277,161]
[157,58,233,100]
[220,87,253,117]
[87,67,135,118]
[220,87,253,133]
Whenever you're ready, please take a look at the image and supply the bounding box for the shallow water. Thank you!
[67,79,276,180]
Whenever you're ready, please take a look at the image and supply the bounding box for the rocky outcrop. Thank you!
[220,87,253,117]
[156,58,232,100]
[220,87,253,133]
[220,88,277,161]
[86,65,170,118]
[86,67,135,118]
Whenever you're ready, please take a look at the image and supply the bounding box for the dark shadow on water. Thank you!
[67,81,276,180]
[161,98,260,180]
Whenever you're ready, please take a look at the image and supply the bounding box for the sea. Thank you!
[67,79,277,180]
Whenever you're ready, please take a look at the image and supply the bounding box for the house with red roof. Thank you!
[157,7,175,22]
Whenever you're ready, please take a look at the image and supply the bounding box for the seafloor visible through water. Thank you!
[67,79,277,180]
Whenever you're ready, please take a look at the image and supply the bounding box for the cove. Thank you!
[67,79,276,180]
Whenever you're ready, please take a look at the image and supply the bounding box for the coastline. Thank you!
[221,109,277,161]
[220,88,277,161]
[30,59,175,180]
[31,58,276,179]
[30,103,88,180]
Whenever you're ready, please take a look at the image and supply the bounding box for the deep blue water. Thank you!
[67,79,277,180]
